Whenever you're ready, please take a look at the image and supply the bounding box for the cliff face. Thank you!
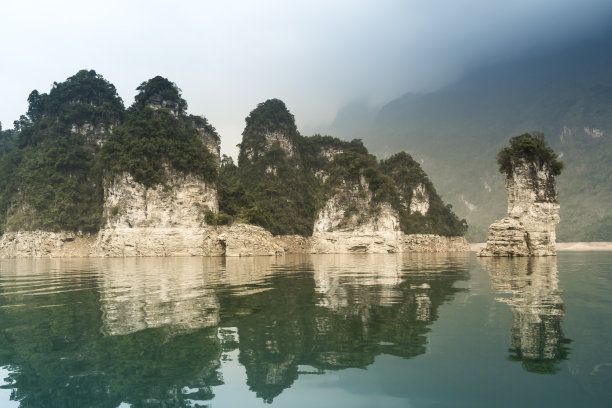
[192,116,221,166]
[311,177,468,254]
[93,167,216,256]
[92,167,284,257]
[102,169,218,229]
[312,177,402,253]
[409,183,430,215]
[480,159,560,256]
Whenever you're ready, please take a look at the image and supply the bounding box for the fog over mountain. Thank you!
[2,1,612,158]
[326,30,612,241]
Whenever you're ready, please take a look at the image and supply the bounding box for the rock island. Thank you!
[479,133,563,257]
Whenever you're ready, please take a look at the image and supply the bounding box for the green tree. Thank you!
[497,132,563,176]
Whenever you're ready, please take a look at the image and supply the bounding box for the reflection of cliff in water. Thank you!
[99,257,221,335]
[0,254,470,406]
[482,256,571,374]
[222,253,470,402]
[0,258,223,408]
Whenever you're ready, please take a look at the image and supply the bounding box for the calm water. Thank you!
[0,252,611,407]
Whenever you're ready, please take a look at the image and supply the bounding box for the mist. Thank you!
[1,0,611,157]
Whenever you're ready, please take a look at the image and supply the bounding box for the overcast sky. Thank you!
[1,0,611,157]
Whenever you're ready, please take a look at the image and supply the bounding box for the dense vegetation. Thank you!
[220,99,467,236]
[132,75,188,114]
[224,100,322,235]
[0,74,464,237]
[0,71,217,233]
[99,77,217,188]
[496,133,563,176]
[0,123,15,157]
[381,152,467,236]
[0,70,123,233]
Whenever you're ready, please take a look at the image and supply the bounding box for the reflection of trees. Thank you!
[218,253,470,402]
[0,258,223,407]
[482,257,572,374]
[0,254,471,406]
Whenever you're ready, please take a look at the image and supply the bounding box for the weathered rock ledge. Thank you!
[479,158,559,257]
[0,229,468,258]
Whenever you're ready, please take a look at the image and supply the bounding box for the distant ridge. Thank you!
[328,30,612,241]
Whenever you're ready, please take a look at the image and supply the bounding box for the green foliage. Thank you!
[99,76,216,188]
[133,75,187,114]
[380,152,467,236]
[0,122,15,157]
[244,98,296,134]
[98,107,217,188]
[204,210,232,225]
[497,133,563,176]
[26,69,124,130]
[0,70,123,233]
[238,99,300,166]
[225,99,467,237]
[0,71,216,234]
[0,124,103,233]
[229,100,322,235]
[190,114,221,142]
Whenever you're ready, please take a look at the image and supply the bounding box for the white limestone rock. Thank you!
[0,230,94,258]
[409,183,430,215]
[312,178,402,253]
[480,159,559,257]
[102,169,217,229]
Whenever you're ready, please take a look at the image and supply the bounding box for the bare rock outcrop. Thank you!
[101,170,217,229]
[92,167,283,257]
[312,177,402,253]
[480,159,560,257]
[0,231,95,258]
[409,183,430,215]
[311,177,468,254]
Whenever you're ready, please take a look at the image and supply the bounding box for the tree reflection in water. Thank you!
[481,256,572,374]
[0,254,470,406]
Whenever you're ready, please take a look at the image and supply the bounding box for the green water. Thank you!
[0,253,610,407]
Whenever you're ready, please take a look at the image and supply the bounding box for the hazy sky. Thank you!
[2,0,611,157]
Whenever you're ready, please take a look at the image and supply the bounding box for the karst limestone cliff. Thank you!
[479,158,560,257]
[312,176,403,253]
[311,177,468,254]
[0,73,469,258]
[93,168,217,256]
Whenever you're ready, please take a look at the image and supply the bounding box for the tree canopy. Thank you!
[0,71,216,233]
[133,76,187,114]
[497,133,563,176]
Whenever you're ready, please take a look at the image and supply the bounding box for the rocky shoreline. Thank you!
[0,228,468,258]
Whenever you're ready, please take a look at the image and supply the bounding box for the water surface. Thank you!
[0,253,611,407]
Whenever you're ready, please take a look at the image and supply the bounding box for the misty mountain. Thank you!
[327,32,612,241]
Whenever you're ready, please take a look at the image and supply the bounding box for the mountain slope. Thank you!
[336,32,612,241]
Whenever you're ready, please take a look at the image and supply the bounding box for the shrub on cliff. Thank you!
[497,133,563,176]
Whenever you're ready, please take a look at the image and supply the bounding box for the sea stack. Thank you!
[479,133,562,257]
